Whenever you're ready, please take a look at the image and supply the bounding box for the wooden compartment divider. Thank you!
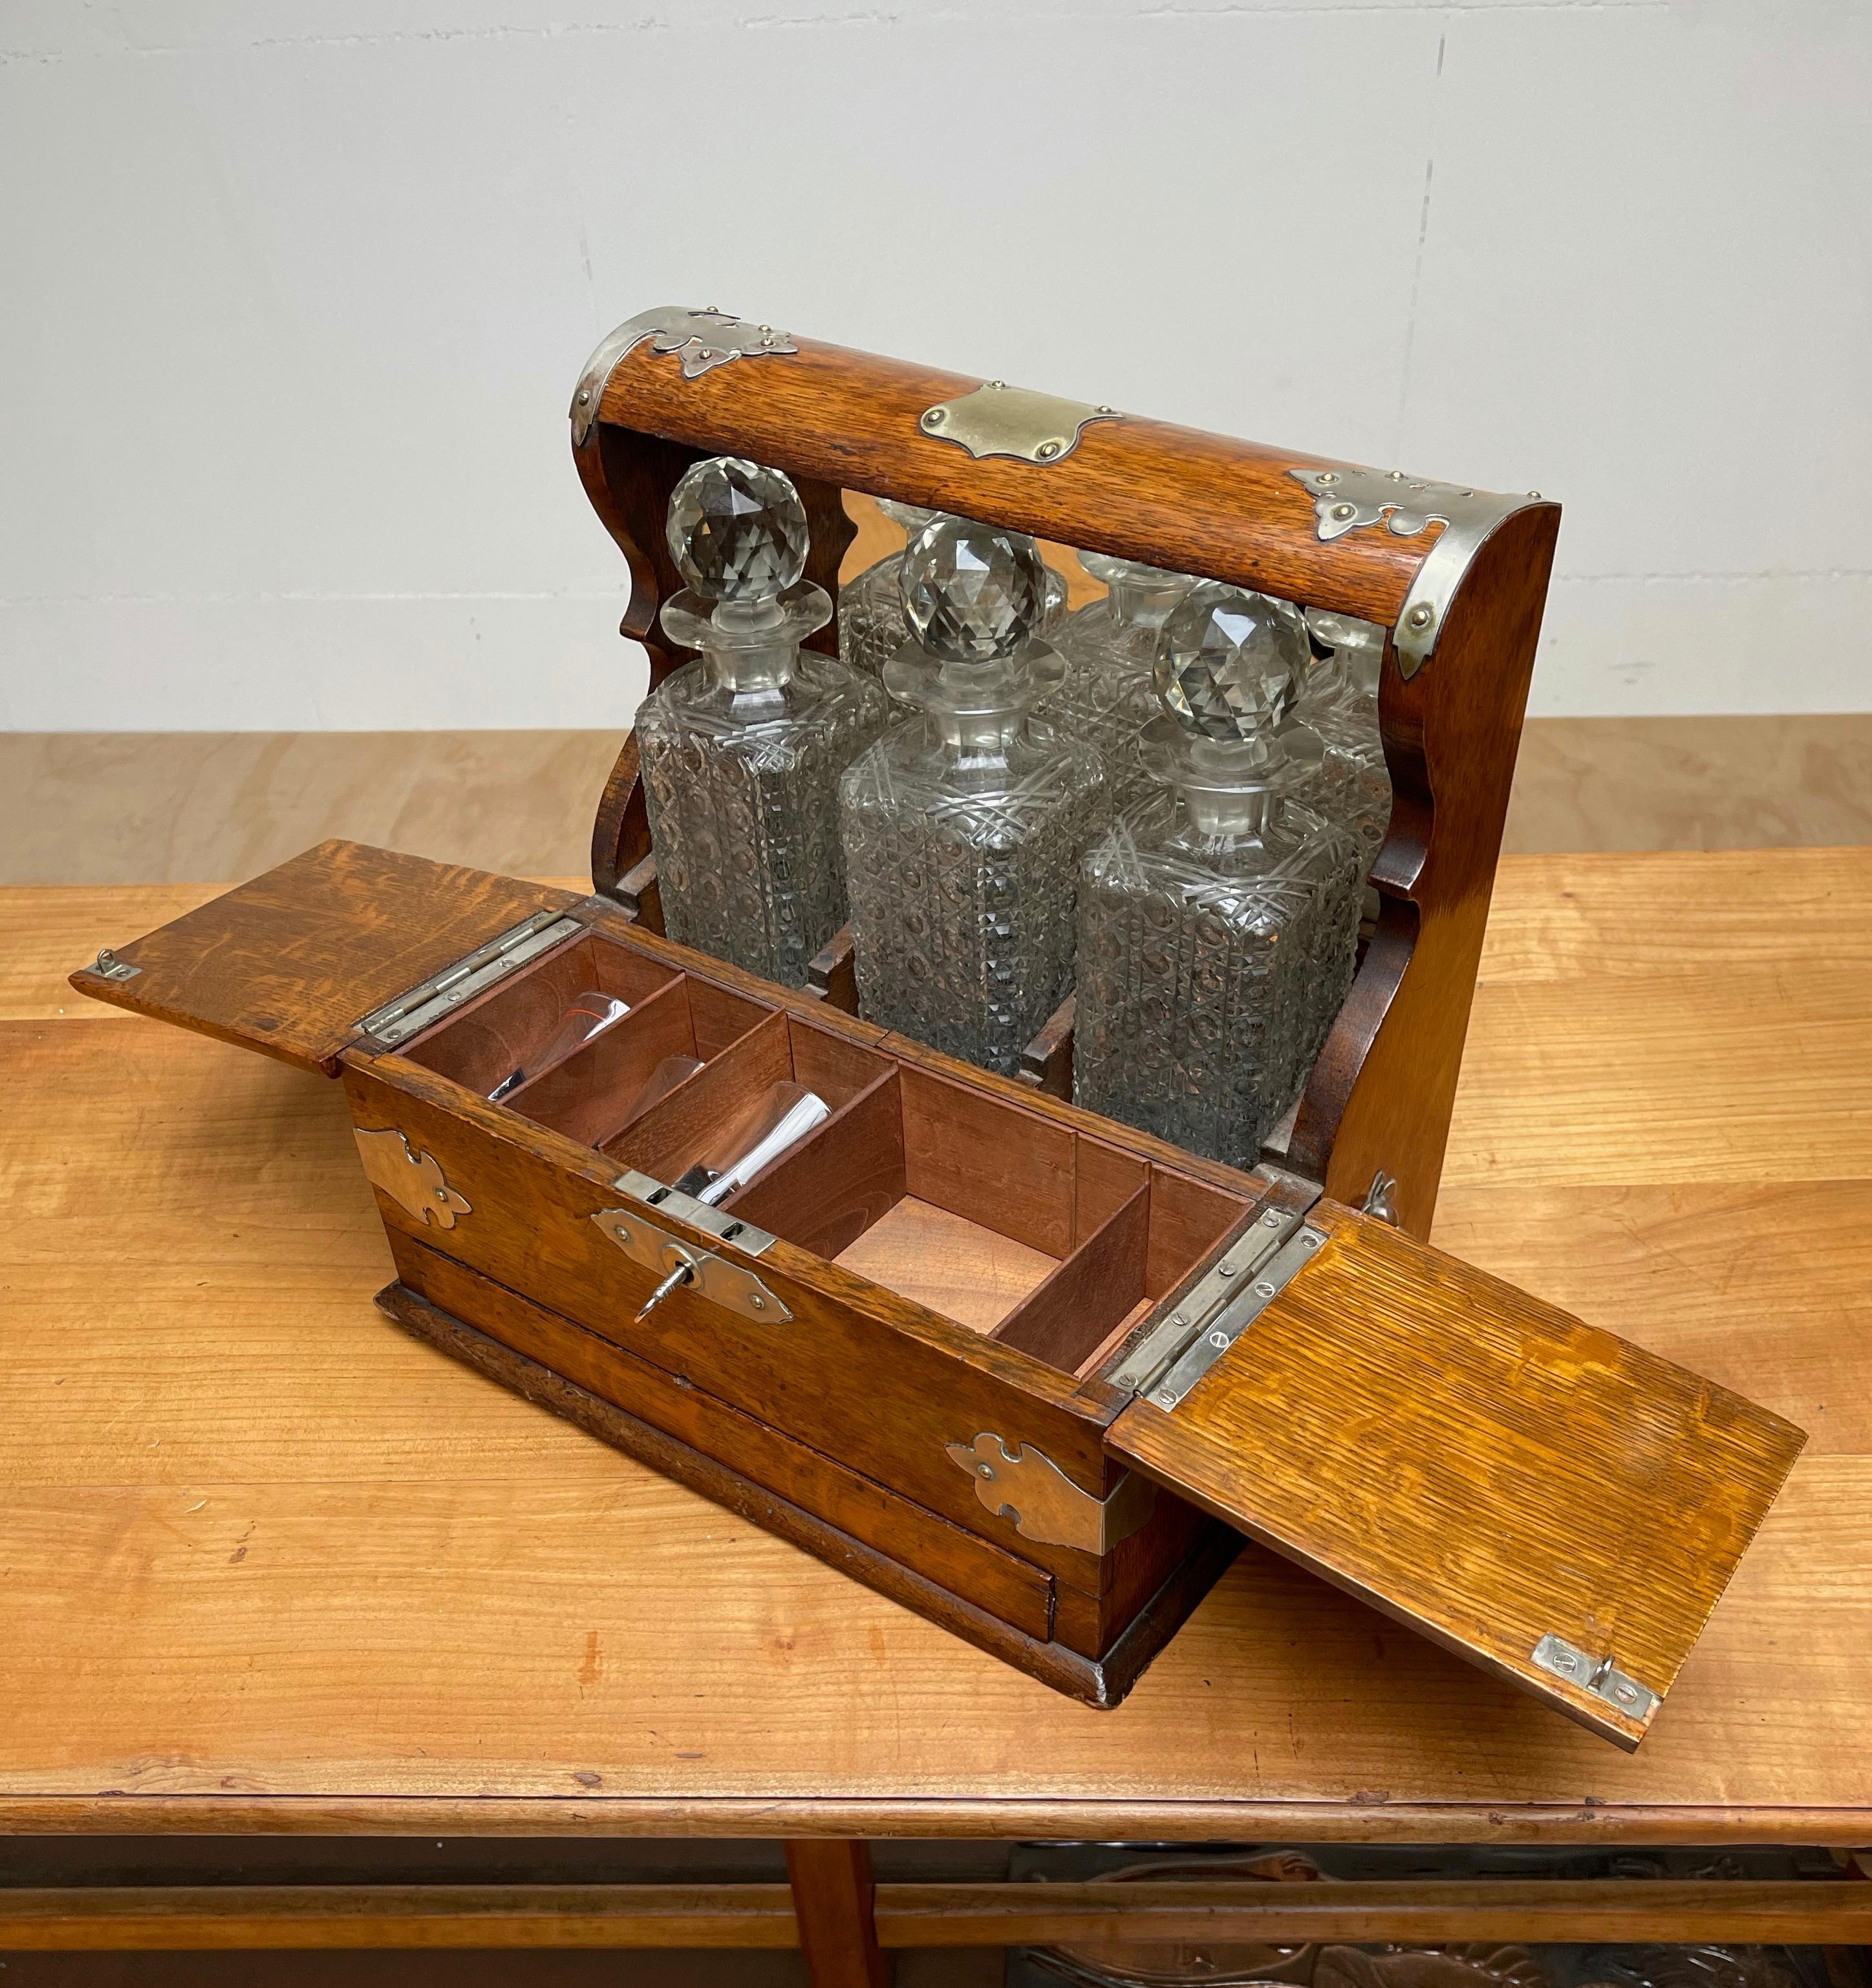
[602,1008,793,1178]
[503,973,699,1150]
[993,1182,1151,1373]
[724,1068,906,1260]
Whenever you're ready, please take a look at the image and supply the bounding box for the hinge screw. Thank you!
[1406,603,1434,631]
[1037,438,1062,459]
[1208,1330,1229,1349]
[1154,1390,1177,1409]
[1253,1279,1276,1298]
[1218,1263,1237,1278]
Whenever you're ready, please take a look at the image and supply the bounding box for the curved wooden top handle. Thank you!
[581,311,1554,644]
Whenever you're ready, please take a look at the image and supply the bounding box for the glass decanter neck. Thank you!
[1106,573,1189,632]
[1146,727,1293,839]
[661,582,832,697]
[702,598,799,693]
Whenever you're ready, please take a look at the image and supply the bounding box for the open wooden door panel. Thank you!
[1105,1201,1806,1747]
[69,841,585,1074]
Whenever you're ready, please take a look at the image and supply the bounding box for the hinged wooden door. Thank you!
[69,840,585,1074]
[1105,1201,1805,1748]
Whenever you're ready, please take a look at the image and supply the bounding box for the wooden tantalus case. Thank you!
[74,308,1803,1749]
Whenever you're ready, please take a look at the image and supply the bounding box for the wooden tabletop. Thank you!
[3,849,1869,1844]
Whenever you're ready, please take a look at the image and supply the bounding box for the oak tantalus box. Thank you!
[73,309,1803,1750]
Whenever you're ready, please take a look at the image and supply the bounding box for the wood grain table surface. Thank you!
[3,848,1869,1844]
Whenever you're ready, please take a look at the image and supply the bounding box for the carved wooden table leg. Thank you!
[786,1840,892,1988]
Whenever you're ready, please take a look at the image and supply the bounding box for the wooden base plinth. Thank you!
[374,1279,1236,1709]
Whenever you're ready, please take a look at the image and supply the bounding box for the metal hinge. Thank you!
[591,1169,789,1326]
[1106,1176,1326,1402]
[945,1432,1156,1555]
[1531,1633,1660,1723]
[354,911,583,1049]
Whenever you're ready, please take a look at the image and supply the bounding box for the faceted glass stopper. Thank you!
[1155,582,1302,740]
[665,456,809,603]
[899,517,1044,664]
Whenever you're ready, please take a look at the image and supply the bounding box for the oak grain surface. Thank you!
[3,849,1870,1837]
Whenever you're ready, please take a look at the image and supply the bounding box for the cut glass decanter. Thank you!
[839,518,1106,1075]
[838,498,1069,681]
[1301,606,1393,880]
[1041,550,1196,803]
[636,456,890,988]
[1073,583,1364,1169]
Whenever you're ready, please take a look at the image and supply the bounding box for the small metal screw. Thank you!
[1260,1209,1284,1227]
[1218,1263,1237,1279]
[1528,490,1542,499]
[1208,1330,1229,1349]
[699,347,715,360]
[1553,1650,1578,1673]
[1169,1313,1187,1328]
[434,1187,449,1203]
[1302,1231,1321,1248]
[1153,1390,1178,1409]
[1389,469,1406,480]
[1615,1682,1637,1704]
[1317,471,1339,486]
[762,334,775,347]
[1253,1279,1276,1298]
[727,347,742,360]
[1037,438,1062,459]
[1406,603,1434,631]
[988,378,1006,389]
[978,1462,995,1480]
[923,408,945,427]
[576,388,590,405]
[1331,502,1355,521]
[705,303,720,313]
[748,1293,765,1310]
[759,323,771,332]
[1097,404,1115,415]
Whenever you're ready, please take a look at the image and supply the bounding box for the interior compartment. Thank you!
[399,933,1260,1383]
[724,1057,1256,1378]
[400,929,682,1100]
[505,971,773,1151]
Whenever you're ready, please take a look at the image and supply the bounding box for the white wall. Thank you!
[3,0,1868,731]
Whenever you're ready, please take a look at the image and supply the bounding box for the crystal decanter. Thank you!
[636,456,890,988]
[839,518,1106,1075]
[1041,551,1195,793]
[1300,607,1392,879]
[1073,583,1364,1169]
[838,500,1070,683]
